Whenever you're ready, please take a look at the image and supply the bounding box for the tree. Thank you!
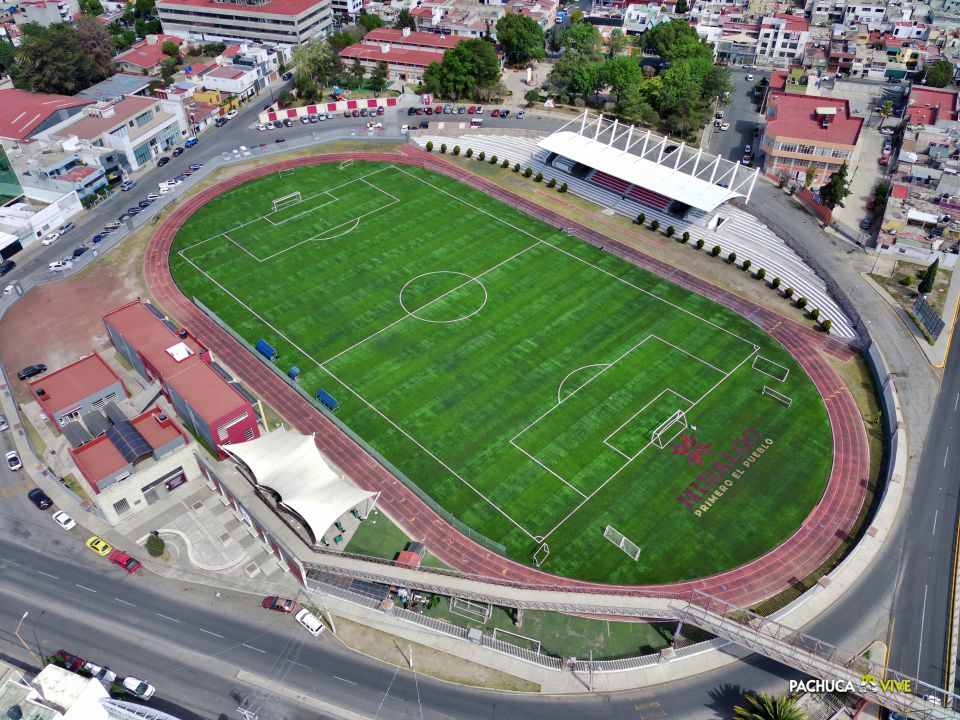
[641,19,711,62]
[371,60,390,93]
[145,534,165,557]
[879,99,894,119]
[919,258,939,294]
[805,164,816,188]
[733,692,806,720]
[203,42,227,56]
[12,22,109,94]
[658,60,705,134]
[607,28,628,57]
[349,57,365,87]
[675,0,688,12]
[292,39,336,89]
[161,40,179,57]
[496,14,545,66]
[561,21,602,56]
[277,89,294,107]
[925,59,955,88]
[75,16,116,79]
[78,0,104,15]
[0,40,14,75]
[395,8,417,31]
[358,10,385,34]
[818,162,852,209]
[423,39,500,100]
[159,56,178,85]
[601,55,641,102]
[328,30,360,52]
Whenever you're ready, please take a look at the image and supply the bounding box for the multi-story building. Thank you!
[760,93,863,185]
[339,27,462,83]
[842,1,886,29]
[29,353,128,428]
[103,299,261,459]
[756,13,810,67]
[906,86,960,126]
[0,89,92,149]
[156,0,333,45]
[16,0,76,25]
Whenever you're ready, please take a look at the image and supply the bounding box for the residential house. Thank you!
[114,34,185,76]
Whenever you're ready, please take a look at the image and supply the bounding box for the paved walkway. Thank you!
[143,148,871,607]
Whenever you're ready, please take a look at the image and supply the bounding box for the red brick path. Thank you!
[145,150,870,606]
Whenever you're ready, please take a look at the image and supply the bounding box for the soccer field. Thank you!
[169,161,833,585]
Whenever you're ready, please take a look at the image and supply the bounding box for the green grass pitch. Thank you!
[169,162,832,585]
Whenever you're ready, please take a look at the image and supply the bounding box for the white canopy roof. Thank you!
[224,429,377,538]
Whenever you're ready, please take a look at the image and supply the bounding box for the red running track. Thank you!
[144,150,870,606]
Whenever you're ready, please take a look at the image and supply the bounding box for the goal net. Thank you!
[272,191,301,212]
[339,159,354,170]
[604,525,641,561]
[650,409,688,450]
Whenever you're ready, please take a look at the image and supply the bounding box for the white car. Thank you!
[159,185,173,195]
[48,261,70,273]
[295,608,325,637]
[475,105,484,114]
[122,677,155,700]
[41,232,60,245]
[746,74,754,81]
[5,451,22,471]
[0,413,7,431]
[744,144,752,154]
[146,193,160,201]
[720,122,730,131]
[53,511,76,530]
[256,123,269,131]
[880,127,894,136]
[225,109,238,119]
[84,662,116,684]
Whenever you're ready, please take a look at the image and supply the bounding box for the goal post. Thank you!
[271,191,301,212]
[650,409,688,450]
[604,525,641,561]
[339,159,354,170]
[532,543,550,567]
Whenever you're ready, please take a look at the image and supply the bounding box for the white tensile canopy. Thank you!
[224,428,378,539]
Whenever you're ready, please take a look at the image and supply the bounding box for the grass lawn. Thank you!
[169,161,832,585]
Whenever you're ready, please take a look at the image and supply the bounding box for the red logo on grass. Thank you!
[672,434,712,466]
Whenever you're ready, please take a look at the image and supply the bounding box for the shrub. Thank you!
[821,318,833,333]
[796,296,808,309]
[637,212,646,225]
[425,141,433,152]
[756,267,766,280]
[897,275,912,286]
[682,231,690,243]
[547,178,556,188]
[514,162,521,172]
[524,167,533,177]
[490,155,498,164]
[727,251,737,264]
[466,148,473,158]
[559,182,568,192]
[440,143,447,153]
[502,159,509,168]
[478,151,485,161]
[145,534,165,557]
[742,259,751,271]
[784,287,795,299]
[452,145,460,156]
[771,276,781,289]
[666,225,676,237]
[711,245,721,256]
[535,171,543,182]
[810,307,821,320]
[650,219,660,231]
[695,238,704,249]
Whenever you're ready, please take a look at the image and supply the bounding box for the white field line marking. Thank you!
[75,584,97,593]
[933,509,939,536]
[198,628,224,638]
[557,363,610,404]
[955,392,959,412]
[36,571,58,579]
[155,613,181,623]
[393,164,759,353]
[509,444,589,497]
[180,165,394,251]
[114,598,136,607]
[946,446,950,468]
[334,675,357,686]
[242,643,267,654]
[603,388,692,456]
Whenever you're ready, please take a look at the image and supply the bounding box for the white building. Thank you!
[156,0,333,45]
[756,13,810,65]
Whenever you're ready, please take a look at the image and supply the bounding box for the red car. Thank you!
[491,109,500,117]
[56,650,86,673]
[468,105,476,114]
[109,549,142,574]
[261,595,297,613]
[376,106,384,116]
[351,109,360,117]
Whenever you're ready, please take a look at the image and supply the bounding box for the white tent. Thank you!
[224,428,378,541]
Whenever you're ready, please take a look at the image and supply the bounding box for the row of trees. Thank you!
[542,20,731,137]
[3,19,115,94]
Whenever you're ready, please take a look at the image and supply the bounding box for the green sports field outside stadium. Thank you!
[168,161,832,585]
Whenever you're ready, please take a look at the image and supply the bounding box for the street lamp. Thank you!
[14,612,41,666]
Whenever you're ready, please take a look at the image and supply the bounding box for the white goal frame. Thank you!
[650,409,688,450]
[339,159,354,170]
[272,191,302,212]
[761,385,793,407]
[604,525,642,561]
[532,543,550,567]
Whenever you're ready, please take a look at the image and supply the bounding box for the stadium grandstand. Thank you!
[539,111,759,227]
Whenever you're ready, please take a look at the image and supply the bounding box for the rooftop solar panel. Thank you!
[62,421,94,448]
[106,420,152,463]
[82,410,111,438]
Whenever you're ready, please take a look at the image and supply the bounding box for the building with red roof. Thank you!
[156,0,332,45]
[29,353,128,428]
[906,86,959,126]
[339,26,467,84]
[103,299,260,459]
[760,94,863,185]
[0,89,92,144]
[114,34,184,75]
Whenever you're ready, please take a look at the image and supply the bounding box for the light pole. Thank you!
[15,612,41,666]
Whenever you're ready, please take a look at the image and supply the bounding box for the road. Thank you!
[708,67,764,165]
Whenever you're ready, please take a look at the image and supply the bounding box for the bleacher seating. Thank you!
[627,185,671,209]
[589,170,630,195]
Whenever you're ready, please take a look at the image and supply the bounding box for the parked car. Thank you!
[225,109,238,119]
[157,156,170,167]
[407,107,417,116]
[283,119,293,127]
[0,259,14,276]
[109,549,142,574]
[360,108,368,117]
[172,147,184,157]
[377,106,384,116]
[256,123,269,131]
[16,364,46,380]
[500,108,510,117]
[262,595,297,613]
[84,662,116,685]
[0,414,7,431]
[295,608,325,636]
[282,71,293,81]
[457,105,466,114]
[491,109,500,117]
[49,260,70,272]
[715,111,724,119]
[127,207,142,215]
[122,677,156,700]
[189,163,203,171]
[516,110,526,119]
[53,511,76,529]
[860,218,872,230]
[215,117,228,128]
[720,122,730,131]
[419,120,429,129]
[274,120,283,128]
[326,112,334,120]
[55,650,86,673]
[184,136,199,147]
[58,222,75,235]
[475,106,484,114]
[743,144,752,154]
[300,115,310,124]
[5,451,22,471]
[72,246,88,258]
[120,180,136,191]
[275,138,286,143]
[28,489,52,510]
[880,127,894,136]
[86,535,113,556]
[146,193,160,202]
[443,104,451,114]
[41,232,60,245]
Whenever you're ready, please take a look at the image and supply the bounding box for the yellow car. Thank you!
[85,536,112,557]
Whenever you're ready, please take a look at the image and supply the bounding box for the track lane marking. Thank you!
[198,628,224,638]
[155,613,181,623]
[114,598,136,606]
[36,571,58,579]
[74,584,97,593]
[334,675,357,685]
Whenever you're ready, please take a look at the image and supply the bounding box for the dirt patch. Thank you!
[332,616,540,692]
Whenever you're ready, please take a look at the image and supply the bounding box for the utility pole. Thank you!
[15,612,40,666]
